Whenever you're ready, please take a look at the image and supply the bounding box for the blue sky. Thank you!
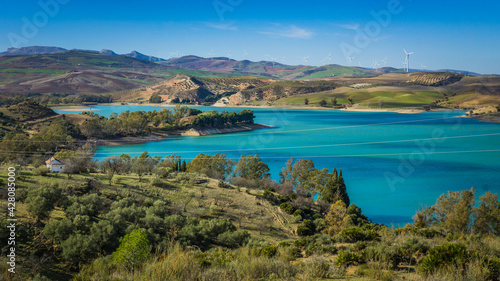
[1,0,499,74]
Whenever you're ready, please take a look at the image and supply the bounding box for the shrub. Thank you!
[305,235,337,256]
[355,264,395,281]
[33,165,50,176]
[297,220,316,236]
[279,203,295,214]
[150,175,162,187]
[293,209,304,217]
[364,243,403,269]
[154,167,172,178]
[336,227,380,243]
[217,230,250,248]
[261,245,277,258]
[335,249,365,266]
[418,243,470,275]
[303,257,331,279]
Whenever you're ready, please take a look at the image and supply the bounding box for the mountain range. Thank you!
[0,46,484,77]
[0,46,498,108]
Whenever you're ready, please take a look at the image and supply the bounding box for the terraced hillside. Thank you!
[114,75,274,104]
[407,72,463,86]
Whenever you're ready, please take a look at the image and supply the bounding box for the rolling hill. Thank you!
[161,56,380,79]
[0,50,245,95]
[0,46,67,56]
[0,48,498,109]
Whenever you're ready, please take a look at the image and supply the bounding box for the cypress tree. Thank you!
[181,160,187,172]
[336,170,350,206]
[321,168,350,206]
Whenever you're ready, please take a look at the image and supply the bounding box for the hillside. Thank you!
[1,163,499,280]
[0,50,498,109]
[0,46,67,56]
[162,56,382,80]
[114,74,274,104]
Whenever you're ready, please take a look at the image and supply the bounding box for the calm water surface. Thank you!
[54,105,500,225]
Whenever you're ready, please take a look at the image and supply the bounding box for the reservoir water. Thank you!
[54,105,500,225]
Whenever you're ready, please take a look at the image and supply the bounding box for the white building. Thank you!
[45,157,65,173]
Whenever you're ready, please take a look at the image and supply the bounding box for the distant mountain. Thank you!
[162,56,383,80]
[0,46,167,63]
[437,69,481,76]
[0,50,172,94]
[100,49,118,56]
[0,46,67,56]
[123,50,166,62]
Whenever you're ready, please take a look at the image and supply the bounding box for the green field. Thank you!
[276,89,444,108]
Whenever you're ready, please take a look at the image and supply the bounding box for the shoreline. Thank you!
[96,123,272,146]
[52,103,457,115]
[463,114,500,124]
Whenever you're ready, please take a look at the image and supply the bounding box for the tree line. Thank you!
[0,93,113,107]
[0,106,257,164]
[95,152,349,206]
[80,107,255,139]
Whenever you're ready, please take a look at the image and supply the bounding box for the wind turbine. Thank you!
[282,56,286,64]
[210,49,214,60]
[347,56,354,67]
[323,53,332,65]
[382,57,387,68]
[227,49,232,60]
[243,49,248,59]
[271,57,276,67]
[402,60,407,70]
[303,56,309,65]
[373,60,379,71]
[176,51,180,58]
[421,64,426,72]
[265,54,270,62]
[404,49,414,72]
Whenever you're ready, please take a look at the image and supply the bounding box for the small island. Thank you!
[75,106,270,145]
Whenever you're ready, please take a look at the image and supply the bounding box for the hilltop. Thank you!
[0,48,499,111]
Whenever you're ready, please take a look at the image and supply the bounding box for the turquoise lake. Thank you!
[54,105,500,225]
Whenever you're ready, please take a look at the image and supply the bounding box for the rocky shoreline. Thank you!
[96,123,272,146]
[464,106,500,123]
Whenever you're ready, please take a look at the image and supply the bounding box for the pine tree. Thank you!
[181,160,187,172]
[112,228,151,276]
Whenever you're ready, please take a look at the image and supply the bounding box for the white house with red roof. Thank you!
[45,157,65,173]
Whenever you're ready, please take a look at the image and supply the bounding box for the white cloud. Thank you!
[259,25,314,39]
[338,23,360,30]
[205,22,238,31]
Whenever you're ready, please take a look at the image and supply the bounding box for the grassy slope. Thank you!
[4,169,499,281]
[1,169,298,243]
[276,86,445,108]
[0,168,298,279]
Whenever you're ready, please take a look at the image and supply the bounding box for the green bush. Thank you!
[150,175,162,187]
[418,243,470,275]
[364,243,403,269]
[335,249,365,266]
[295,235,336,257]
[336,227,380,243]
[293,209,304,217]
[261,245,277,258]
[217,229,250,248]
[355,264,395,281]
[297,220,316,236]
[279,203,295,214]
[33,165,50,176]
[303,257,331,279]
